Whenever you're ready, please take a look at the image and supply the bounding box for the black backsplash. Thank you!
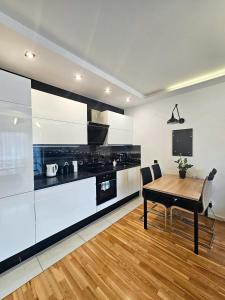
[34,145,141,177]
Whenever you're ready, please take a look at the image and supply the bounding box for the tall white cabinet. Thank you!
[100,110,133,145]
[32,89,87,144]
[0,70,35,262]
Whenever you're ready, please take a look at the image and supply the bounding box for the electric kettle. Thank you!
[46,163,58,177]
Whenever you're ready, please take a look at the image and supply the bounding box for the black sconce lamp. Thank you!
[167,104,185,124]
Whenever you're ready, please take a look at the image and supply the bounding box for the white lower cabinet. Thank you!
[117,169,129,200]
[32,118,87,144]
[35,177,96,242]
[0,192,35,262]
[128,167,141,195]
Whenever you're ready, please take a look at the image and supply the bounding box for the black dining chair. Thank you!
[151,163,162,180]
[170,169,217,248]
[140,167,173,230]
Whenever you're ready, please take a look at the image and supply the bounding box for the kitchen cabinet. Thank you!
[128,166,141,195]
[0,70,31,106]
[0,101,34,198]
[101,110,133,131]
[0,192,35,262]
[117,169,129,200]
[35,177,96,242]
[107,128,133,145]
[32,89,87,144]
[97,166,140,212]
[100,110,133,145]
[32,89,87,124]
[32,118,87,145]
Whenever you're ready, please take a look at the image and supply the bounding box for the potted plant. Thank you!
[174,156,193,179]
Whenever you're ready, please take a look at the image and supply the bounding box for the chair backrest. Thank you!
[201,169,217,212]
[208,168,217,181]
[140,167,153,186]
[151,163,162,180]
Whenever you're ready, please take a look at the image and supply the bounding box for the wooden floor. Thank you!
[5,203,225,300]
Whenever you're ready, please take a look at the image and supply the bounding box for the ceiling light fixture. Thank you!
[126,97,130,103]
[75,73,82,81]
[105,87,111,94]
[167,104,185,124]
[24,51,35,59]
[167,68,225,92]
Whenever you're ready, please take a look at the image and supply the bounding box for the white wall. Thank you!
[126,82,225,220]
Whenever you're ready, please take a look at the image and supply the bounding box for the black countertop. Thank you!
[34,163,140,190]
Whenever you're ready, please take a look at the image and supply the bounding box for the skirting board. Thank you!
[208,211,225,222]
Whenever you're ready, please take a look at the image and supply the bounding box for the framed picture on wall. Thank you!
[172,128,193,156]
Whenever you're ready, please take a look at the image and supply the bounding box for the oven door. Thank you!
[96,179,117,205]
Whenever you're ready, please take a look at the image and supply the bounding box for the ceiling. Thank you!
[1,0,225,108]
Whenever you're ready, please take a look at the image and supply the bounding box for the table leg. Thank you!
[204,207,208,217]
[194,208,199,255]
[144,196,147,229]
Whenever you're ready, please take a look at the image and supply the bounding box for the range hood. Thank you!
[87,109,109,145]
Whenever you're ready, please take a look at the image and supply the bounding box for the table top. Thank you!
[143,174,205,201]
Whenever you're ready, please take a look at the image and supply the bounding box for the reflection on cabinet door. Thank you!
[33,118,87,145]
[0,70,31,106]
[0,192,35,262]
[0,102,33,198]
[35,178,96,242]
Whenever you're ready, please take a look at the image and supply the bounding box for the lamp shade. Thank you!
[167,113,179,124]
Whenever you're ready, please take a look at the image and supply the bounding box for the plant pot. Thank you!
[179,170,186,179]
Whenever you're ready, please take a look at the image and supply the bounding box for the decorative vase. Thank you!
[179,170,186,179]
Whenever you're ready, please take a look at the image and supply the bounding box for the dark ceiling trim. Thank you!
[0,67,124,114]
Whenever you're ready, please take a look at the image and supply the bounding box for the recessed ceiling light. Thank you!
[126,97,131,103]
[105,87,111,94]
[75,73,83,81]
[24,51,35,59]
[167,68,225,91]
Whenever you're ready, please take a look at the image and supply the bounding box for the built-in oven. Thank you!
[96,172,117,205]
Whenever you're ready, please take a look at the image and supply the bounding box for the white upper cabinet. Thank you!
[101,110,133,131]
[31,89,87,144]
[32,89,87,124]
[107,128,133,145]
[32,118,87,145]
[101,111,133,145]
[0,70,31,106]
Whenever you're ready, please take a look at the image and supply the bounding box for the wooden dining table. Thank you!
[143,174,205,254]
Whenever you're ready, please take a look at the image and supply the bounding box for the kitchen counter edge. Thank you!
[34,164,141,191]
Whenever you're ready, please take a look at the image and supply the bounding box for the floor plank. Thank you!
[4,203,225,300]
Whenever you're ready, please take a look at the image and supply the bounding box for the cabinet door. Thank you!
[35,178,96,242]
[117,169,129,201]
[32,89,87,124]
[128,167,141,195]
[33,118,87,144]
[101,111,133,131]
[0,102,33,198]
[107,128,133,145]
[0,70,31,106]
[0,192,35,262]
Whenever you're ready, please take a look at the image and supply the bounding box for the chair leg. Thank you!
[164,206,167,230]
[170,207,173,229]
